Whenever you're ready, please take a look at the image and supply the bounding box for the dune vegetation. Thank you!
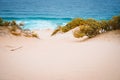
[51,15,120,38]
[1,15,120,39]
[0,18,39,38]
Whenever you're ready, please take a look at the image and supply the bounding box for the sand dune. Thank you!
[0,30,120,80]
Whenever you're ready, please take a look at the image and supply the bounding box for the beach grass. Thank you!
[52,15,120,38]
[0,18,39,38]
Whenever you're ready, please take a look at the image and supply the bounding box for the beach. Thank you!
[0,29,120,80]
[0,0,120,79]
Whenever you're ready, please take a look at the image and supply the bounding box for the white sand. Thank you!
[0,30,120,80]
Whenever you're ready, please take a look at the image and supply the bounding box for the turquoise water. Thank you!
[0,0,120,29]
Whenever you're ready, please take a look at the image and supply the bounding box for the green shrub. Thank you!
[100,20,110,31]
[109,15,120,30]
[3,21,10,26]
[73,25,98,38]
[52,15,120,38]
[85,18,101,31]
[0,17,39,38]
[73,27,85,38]
[31,32,39,38]
[0,18,4,26]
[51,18,86,34]
[51,26,62,36]
[62,18,85,32]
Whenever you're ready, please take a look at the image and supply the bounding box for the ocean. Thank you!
[0,0,120,29]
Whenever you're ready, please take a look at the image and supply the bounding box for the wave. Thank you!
[0,16,71,29]
[1,16,73,21]
[23,20,58,30]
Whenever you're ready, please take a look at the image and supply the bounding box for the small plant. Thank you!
[62,18,85,32]
[31,31,39,38]
[51,18,86,34]
[109,15,120,30]
[100,20,110,32]
[0,18,4,26]
[0,17,39,38]
[73,25,98,38]
[51,26,62,36]
[11,30,21,36]
[3,21,10,26]
[73,27,85,38]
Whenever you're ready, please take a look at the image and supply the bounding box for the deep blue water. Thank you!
[0,0,120,29]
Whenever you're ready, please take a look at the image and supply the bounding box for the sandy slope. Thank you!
[0,30,120,80]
